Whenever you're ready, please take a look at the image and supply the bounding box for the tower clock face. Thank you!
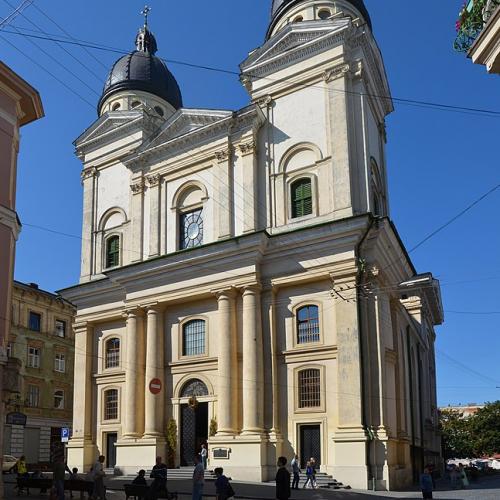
[180,208,204,249]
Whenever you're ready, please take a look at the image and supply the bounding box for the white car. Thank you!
[2,455,17,473]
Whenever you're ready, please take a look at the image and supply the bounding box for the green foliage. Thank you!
[209,417,218,437]
[166,418,177,468]
[440,401,500,458]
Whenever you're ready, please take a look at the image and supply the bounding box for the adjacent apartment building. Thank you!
[3,281,75,464]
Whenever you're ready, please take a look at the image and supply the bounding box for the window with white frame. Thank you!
[105,235,120,269]
[291,178,313,218]
[296,305,320,344]
[27,347,40,368]
[298,368,321,408]
[27,385,40,407]
[54,390,64,409]
[179,208,204,249]
[104,389,118,420]
[54,353,66,373]
[55,320,66,338]
[182,319,206,356]
[105,338,120,369]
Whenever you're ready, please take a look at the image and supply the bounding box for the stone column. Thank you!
[241,285,264,434]
[130,177,145,263]
[238,140,258,233]
[144,305,164,437]
[215,289,236,435]
[123,310,141,438]
[80,167,98,280]
[147,174,161,258]
[214,148,233,240]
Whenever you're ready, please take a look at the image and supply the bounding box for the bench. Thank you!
[15,477,93,496]
[124,484,178,500]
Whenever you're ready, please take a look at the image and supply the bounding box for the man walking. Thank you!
[276,456,291,500]
[92,455,106,500]
[290,454,300,490]
[192,455,204,500]
[52,456,66,500]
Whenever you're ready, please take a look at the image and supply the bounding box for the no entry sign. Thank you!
[149,378,162,395]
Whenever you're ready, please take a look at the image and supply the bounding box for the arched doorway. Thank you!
[180,379,209,466]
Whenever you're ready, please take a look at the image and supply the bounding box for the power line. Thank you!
[0,33,95,108]
[0,0,32,29]
[1,26,500,119]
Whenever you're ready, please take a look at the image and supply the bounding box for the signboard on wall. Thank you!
[61,428,71,443]
[6,412,27,426]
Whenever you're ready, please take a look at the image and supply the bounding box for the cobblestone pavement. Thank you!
[3,474,500,500]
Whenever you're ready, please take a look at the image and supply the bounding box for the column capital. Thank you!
[122,307,144,319]
[239,283,262,295]
[145,173,161,187]
[214,147,233,163]
[144,303,164,314]
[211,287,238,300]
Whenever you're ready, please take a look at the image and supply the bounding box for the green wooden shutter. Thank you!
[106,236,120,268]
[292,179,313,218]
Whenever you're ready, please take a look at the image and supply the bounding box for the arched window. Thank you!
[104,389,118,420]
[105,338,120,369]
[182,319,206,356]
[291,178,313,218]
[318,9,331,20]
[112,102,121,111]
[298,369,321,408]
[106,236,120,269]
[293,15,303,22]
[180,208,204,249]
[180,379,209,397]
[297,305,320,344]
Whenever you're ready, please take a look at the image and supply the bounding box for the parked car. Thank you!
[2,455,17,473]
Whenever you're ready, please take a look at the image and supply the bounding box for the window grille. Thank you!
[54,353,66,373]
[27,347,40,368]
[180,379,209,397]
[182,320,205,356]
[105,389,118,420]
[27,385,40,407]
[291,178,313,218]
[297,305,320,344]
[298,369,321,408]
[105,338,120,368]
[106,236,120,268]
[54,390,64,409]
[179,208,204,249]
[29,312,41,332]
[55,320,66,338]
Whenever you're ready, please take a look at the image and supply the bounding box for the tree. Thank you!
[469,401,500,457]
[166,418,177,468]
[440,408,473,459]
[440,401,500,459]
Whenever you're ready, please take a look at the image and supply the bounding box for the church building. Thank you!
[60,0,443,490]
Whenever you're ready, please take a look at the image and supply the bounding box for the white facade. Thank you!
[61,0,443,490]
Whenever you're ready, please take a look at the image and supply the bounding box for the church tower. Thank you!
[62,1,443,491]
[241,0,392,229]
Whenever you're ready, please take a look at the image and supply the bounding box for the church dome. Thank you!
[98,24,182,114]
[267,0,372,39]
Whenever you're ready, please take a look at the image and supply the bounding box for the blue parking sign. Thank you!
[61,427,70,442]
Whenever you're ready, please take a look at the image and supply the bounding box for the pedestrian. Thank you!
[458,463,469,489]
[290,454,300,490]
[310,457,317,489]
[214,467,235,500]
[420,467,433,499]
[52,455,66,500]
[69,467,80,499]
[149,456,168,500]
[200,444,208,470]
[449,464,459,489]
[303,460,313,489]
[15,455,28,477]
[192,454,204,500]
[275,456,291,500]
[133,469,148,486]
[92,455,106,500]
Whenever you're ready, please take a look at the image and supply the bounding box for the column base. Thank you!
[208,433,276,482]
[115,437,167,475]
[66,438,98,473]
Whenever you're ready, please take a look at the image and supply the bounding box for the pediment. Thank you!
[138,108,233,152]
[75,111,143,147]
[242,21,349,70]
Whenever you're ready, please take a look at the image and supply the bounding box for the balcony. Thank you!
[454,0,500,54]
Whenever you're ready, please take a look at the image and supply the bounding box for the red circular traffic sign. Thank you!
[149,378,162,395]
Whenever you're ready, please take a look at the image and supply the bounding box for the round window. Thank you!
[112,102,121,111]
[318,9,331,20]
[154,106,164,117]
[131,100,141,108]
[293,16,303,23]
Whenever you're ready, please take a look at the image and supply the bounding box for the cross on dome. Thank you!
[141,5,151,27]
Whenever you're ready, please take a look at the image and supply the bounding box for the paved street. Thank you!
[4,475,500,500]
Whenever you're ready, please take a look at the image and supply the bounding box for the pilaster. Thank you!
[238,140,258,233]
[146,174,161,258]
[214,147,233,240]
[80,167,98,281]
[130,176,145,263]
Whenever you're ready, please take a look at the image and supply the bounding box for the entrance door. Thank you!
[181,402,208,466]
[106,433,117,468]
[300,425,321,468]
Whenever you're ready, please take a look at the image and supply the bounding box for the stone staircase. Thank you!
[107,466,217,480]
[290,472,349,489]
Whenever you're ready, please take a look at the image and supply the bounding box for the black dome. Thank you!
[98,27,182,113]
[267,0,372,38]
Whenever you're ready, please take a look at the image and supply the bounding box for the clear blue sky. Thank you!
[2,0,499,407]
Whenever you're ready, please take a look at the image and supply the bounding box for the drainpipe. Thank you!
[355,215,376,490]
